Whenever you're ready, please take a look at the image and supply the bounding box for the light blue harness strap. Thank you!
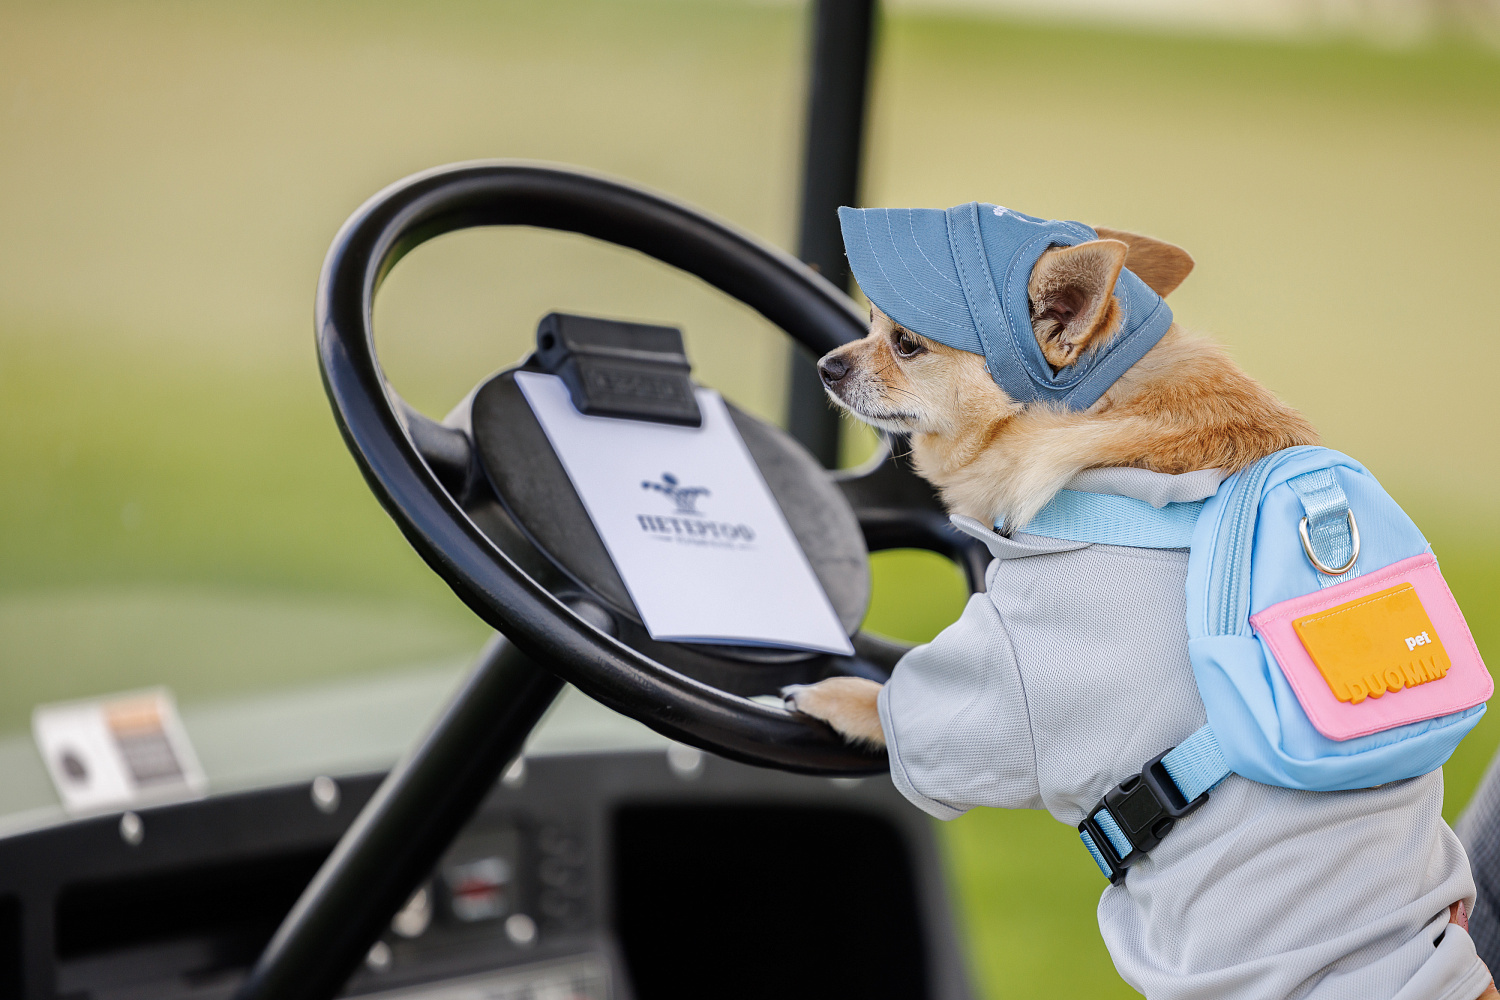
[1079,830,1113,878]
[1016,490,1204,548]
[1079,811,1136,880]
[1161,725,1231,802]
[1079,726,1230,881]
[1018,485,1232,879]
[1093,809,1134,858]
[1287,468,1360,587]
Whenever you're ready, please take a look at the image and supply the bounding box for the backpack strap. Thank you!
[1011,474,1244,883]
[1287,469,1361,586]
[1014,490,1203,547]
[1078,725,1231,884]
[1077,458,1363,884]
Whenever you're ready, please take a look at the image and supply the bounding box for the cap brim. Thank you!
[837,206,983,355]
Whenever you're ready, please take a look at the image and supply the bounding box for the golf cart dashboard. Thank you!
[0,703,967,1000]
[16,763,603,1000]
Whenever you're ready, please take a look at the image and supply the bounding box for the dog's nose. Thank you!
[818,355,849,386]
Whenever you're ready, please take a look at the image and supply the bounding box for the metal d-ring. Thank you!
[1299,511,1360,575]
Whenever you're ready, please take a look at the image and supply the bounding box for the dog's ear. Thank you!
[1093,227,1194,297]
[1028,239,1128,369]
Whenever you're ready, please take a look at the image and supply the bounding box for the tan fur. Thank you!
[780,677,884,748]
[1094,226,1195,296]
[1027,240,1127,369]
[786,228,1317,748]
[916,324,1318,532]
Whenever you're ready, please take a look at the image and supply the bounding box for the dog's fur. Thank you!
[783,226,1319,748]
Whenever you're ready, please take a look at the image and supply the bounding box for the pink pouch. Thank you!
[1249,554,1491,741]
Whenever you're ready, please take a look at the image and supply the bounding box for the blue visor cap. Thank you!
[838,202,1173,412]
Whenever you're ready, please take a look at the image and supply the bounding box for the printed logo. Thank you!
[1405,631,1433,652]
[641,472,710,515]
[1291,583,1452,706]
[637,472,754,548]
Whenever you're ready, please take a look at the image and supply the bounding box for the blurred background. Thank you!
[2,0,1497,995]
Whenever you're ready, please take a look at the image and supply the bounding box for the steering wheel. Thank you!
[237,161,990,1000]
[317,160,986,771]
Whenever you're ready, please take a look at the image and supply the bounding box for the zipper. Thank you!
[1206,452,1286,636]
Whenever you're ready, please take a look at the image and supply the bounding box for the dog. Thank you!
[783,206,1497,1000]
[785,226,1315,747]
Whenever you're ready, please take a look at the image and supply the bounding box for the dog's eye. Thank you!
[894,331,926,358]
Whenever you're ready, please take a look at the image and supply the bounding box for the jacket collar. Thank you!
[949,467,1228,558]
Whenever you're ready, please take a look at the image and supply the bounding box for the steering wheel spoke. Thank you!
[396,397,476,502]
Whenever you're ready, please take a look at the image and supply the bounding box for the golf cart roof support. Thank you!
[786,0,878,467]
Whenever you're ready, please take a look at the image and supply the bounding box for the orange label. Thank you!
[1292,583,1450,705]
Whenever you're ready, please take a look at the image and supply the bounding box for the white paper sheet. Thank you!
[515,372,853,655]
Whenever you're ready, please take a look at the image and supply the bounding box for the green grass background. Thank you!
[2,2,1498,995]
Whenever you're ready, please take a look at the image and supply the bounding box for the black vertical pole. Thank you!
[787,0,877,468]
[233,636,565,1000]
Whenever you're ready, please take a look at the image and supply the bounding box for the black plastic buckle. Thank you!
[534,312,702,427]
[1077,747,1211,885]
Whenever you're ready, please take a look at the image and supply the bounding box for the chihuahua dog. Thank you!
[781,209,1496,1000]
[785,227,1315,746]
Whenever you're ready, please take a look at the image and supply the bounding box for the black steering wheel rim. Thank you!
[317,160,888,774]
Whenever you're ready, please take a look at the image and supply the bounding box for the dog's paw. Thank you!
[779,683,826,719]
[780,677,886,748]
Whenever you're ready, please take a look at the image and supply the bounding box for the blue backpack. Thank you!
[1073,447,1491,883]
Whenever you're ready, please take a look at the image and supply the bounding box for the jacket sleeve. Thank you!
[877,588,1042,819]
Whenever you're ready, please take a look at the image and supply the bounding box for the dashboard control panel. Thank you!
[0,748,971,1000]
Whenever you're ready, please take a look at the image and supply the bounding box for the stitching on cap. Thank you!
[890,213,964,310]
[859,212,970,337]
[944,206,1001,374]
[906,214,964,292]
